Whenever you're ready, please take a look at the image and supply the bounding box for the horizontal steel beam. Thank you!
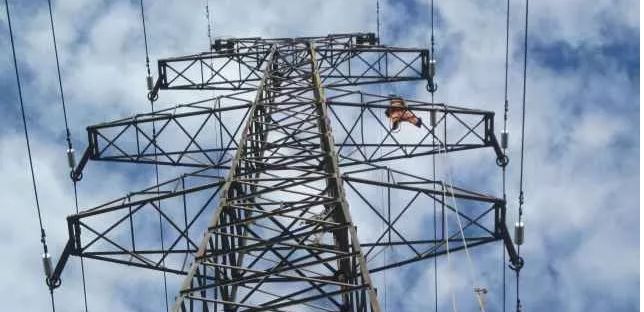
[156,34,429,91]
[84,92,502,169]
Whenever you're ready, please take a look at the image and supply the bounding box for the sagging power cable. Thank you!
[428,0,439,310]
[138,1,169,311]
[4,0,56,310]
[44,0,90,309]
[376,0,381,41]
[374,3,391,310]
[45,0,71,150]
[205,0,214,48]
[515,0,530,310]
[501,0,511,310]
[426,0,437,93]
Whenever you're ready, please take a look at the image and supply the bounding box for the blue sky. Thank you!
[0,0,639,311]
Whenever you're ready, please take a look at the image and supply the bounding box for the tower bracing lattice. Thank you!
[49,33,522,311]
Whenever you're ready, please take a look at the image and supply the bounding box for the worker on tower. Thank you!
[385,95,422,131]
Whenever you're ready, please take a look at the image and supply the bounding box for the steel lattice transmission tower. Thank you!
[48,33,522,311]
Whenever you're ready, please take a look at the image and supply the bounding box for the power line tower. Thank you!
[48,33,522,311]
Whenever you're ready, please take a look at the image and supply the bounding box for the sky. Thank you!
[0,0,639,311]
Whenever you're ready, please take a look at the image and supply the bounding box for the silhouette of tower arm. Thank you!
[86,93,254,168]
[83,93,504,169]
[155,33,430,92]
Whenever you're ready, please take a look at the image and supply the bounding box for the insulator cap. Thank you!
[501,130,509,149]
[66,148,76,169]
[430,110,437,127]
[42,253,53,278]
[146,75,154,91]
[212,39,234,52]
[429,58,437,78]
[356,33,378,45]
[514,221,524,246]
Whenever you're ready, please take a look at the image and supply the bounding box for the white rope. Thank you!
[438,107,457,312]
[438,108,486,311]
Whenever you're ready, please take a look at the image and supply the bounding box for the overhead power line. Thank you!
[516,0,530,310]
[4,0,56,310]
[138,1,169,311]
[44,0,90,310]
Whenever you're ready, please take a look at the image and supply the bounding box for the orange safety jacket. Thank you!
[384,98,422,131]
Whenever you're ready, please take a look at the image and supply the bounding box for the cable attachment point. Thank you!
[40,233,61,290]
[429,109,437,128]
[426,80,438,93]
[496,154,509,167]
[147,75,161,102]
[501,130,509,149]
[42,252,53,279]
[45,275,62,290]
[70,170,83,182]
[426,58,438,93]
[514,221,525,245]
[509,256,525,271]
[66,148,76,169]
[69,146,91,182]
[146,75,154,91]
[147,90,159,102]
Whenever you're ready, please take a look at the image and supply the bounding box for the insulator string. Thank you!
[45,0,90,309]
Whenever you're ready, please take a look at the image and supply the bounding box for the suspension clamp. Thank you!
[509,256,525,272]
[70,170,83,182]
[147,90,159,102]
[496,154,509,167]
[426,79,438,93]
[46,276,62,290]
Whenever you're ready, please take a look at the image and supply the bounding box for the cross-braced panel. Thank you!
[157,33,429,91]
[67,167,225,274]
[341,165,504,273]
[85,90,502,169]
[173,44,378,311]
[49,33,522,311]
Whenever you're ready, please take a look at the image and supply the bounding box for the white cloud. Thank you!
[0,0,638,311]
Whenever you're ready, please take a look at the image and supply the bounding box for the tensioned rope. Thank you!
[4,0,56,310]
[138,1,169,311]
[441,148,487,311]
[44,0,89,310]
[430,6,485,307]
[439,104,457,312]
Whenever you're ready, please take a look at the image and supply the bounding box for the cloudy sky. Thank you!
[0,0,639,311]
